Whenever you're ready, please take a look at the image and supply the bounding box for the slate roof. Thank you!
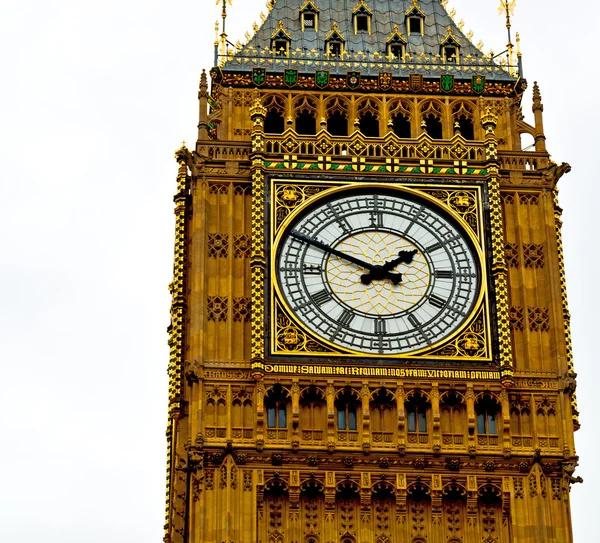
[222,0,516,82]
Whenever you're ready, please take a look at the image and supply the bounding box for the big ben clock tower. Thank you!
[164,1,580,542]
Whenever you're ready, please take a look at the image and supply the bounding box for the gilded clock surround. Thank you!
[164,2,581,543]
[267,179,492,361]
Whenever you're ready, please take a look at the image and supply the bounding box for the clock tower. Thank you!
[164,1,580,542]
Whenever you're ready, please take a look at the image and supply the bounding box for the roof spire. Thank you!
[498,0,517,75]
[217,0,233,57]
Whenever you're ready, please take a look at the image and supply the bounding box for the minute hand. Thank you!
[290,231,377,271]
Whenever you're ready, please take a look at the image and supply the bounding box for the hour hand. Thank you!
[382,249,418,271]
[360,249,418,285]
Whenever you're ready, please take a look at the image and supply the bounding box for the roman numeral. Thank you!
[312,289,332,306]
[369,210,384,228]
[374,319,386,335]
[426,242,443,253]
[327,203,351,233]
[429,294,447,309]
[434,269,454,279]
[303,264,322,275]
[338,310,355,327]
[408,314,421,329]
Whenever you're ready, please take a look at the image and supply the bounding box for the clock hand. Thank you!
[361,249,418,285]
[290,231,378,271]
[382,249,418,271]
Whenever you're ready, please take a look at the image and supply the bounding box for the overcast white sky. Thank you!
[0,0,596,541]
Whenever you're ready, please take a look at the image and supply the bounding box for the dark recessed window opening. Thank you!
[328,41,342,57]
[273,40,288,55]
[264,109,284,134]
[409,17,422,34]
[356,15,369,32]
[424,114,442,139]
[337,403,357,431]
[303,13,315,29]
[296,110,317,135]
[390,44,404,59]
[267,403,287,429]
[457,115,474,140]
[359,111,379,137]
[392,114,411,138]
[327,111,348,136]
[444,46,457,62]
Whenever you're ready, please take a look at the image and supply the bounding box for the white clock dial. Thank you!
[274,188,481,355]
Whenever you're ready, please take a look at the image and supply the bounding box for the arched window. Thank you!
[271,21,291,56]
[405,2,425,36]
[232,387,254,440]
[352,1,372,34]
[300,2,319,32]
[423,113,442,139]
[476,395,499,435]
[300,386,326,442]
[336,388,360,441]
[440,391,465,447]
[265,109,285,134]
[406,391,429,444]
[370,388,395,445]
[392,113,411,138]
[263,95,286,134]
[327,110,348,136]
[294,96,317,135]
[455,115,474,140]
[265,384,289,439]
[357,99,381,137]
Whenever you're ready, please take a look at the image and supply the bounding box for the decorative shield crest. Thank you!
[315,70,330,89]
[252,68,266,86]
[472,75,485,94]
[409,73,423,92]
[440,74,454,92]
[378,72,392,90]
[284,69,298,88]
[347,71,361,90]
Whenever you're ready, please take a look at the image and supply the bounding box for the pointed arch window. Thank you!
[353,1,372,34]
[300,1,319,32]
[271,21,291,56]
[405,391,430,445]
[335,388,360,441]
[405,0,425,36]
[325,23,345,58]
[441,29,461,63]
[265,385,289,440]
[386,25,407,60]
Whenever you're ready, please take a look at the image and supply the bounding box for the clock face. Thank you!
[273,187,481,355]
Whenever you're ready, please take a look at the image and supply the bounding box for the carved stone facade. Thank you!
[163,2,579,543]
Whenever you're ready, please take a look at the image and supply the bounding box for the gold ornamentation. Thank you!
[487,167,513,378]
[209,183,228,195]
[528,307,549,332]
[504,243,519,267]
[523,244,544,268]
[274,183,329,230]
[251,101,267,369]
[519,193,539,205]
[233,234,251,258]
[509,306,524,331]
[233,297,251,322]
[428,306,488,358]
[208,233,229,258]
[274,302,333,353]
[422,188,479,238]
[207,296,228,321]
